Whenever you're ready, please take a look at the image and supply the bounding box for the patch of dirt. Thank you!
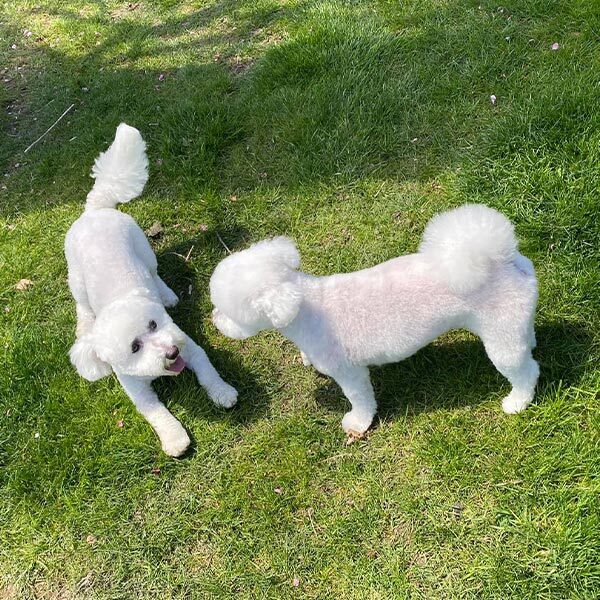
[0,584,19,600]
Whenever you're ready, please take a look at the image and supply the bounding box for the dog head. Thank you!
[69,295,187,380]
[210,237,303,339]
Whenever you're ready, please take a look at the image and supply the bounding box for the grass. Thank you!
[1,0,599,597]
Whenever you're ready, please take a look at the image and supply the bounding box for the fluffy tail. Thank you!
[419,204,519,293]
[85,123,149,209]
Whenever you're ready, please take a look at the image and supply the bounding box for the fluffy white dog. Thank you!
[65,123,237,456]
[210,205,539,436]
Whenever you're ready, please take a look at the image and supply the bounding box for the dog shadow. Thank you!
[314,321,593,423]
[152,227,271,442]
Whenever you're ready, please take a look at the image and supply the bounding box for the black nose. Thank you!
[166,346,179,360]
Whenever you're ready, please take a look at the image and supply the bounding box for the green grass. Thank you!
[1,0,599,597]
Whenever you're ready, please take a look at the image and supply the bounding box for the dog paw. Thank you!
[300,351,311,367]
[210,383,238,409]
[502,391,532,414]
[162,288,179,308]
[161,428,191,457]
[342,410,374,435]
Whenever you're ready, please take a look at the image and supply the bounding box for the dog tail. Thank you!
[85,123,149,210]
[419,204,519,293]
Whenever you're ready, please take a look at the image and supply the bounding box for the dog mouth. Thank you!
[165,355,186,374]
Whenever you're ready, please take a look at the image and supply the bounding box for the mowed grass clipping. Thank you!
[1,0,599,598]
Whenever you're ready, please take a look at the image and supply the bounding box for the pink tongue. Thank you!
[166,356,186,374]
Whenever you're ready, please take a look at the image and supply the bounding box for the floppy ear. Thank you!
[69,334,112,381]
[253,281,302,328]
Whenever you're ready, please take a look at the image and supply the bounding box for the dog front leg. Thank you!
[180,336,238,408]
[116,374,191,457]
[332,366,377,436]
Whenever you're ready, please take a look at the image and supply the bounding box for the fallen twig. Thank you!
[184,244,194,262]
[215,232,231,254]
[24,103,75,153]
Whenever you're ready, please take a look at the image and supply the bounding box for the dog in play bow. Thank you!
[65,123,237,456]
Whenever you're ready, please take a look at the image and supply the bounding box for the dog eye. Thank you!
[148,320,157,331]
[131,339,141,353]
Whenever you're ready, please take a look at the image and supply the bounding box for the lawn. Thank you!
[1,0,599,598]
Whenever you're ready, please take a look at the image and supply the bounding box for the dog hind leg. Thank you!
[68,266,96,337]
[153,275,179,307]
[479,329,539,414]
[130,226,178,306]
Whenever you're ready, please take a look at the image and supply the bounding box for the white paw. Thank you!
[342,409,374,436]
[502,391,532,414]
[210,382,238,409]
[161,428,191,457]
[300,351,311,367]
[162,288,179,308]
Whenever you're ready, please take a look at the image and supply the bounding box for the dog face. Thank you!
[210,237,303,339]
[70,296,187,380]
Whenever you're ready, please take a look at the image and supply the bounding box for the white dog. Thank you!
[210,205,539,436]
[65,123,237,456]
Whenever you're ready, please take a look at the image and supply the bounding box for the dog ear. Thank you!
[69,334,112,381]
[253,281,302,328]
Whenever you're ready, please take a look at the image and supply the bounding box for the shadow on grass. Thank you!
[3,0,541,213]
[314,321,593,422]
[153,226,272,431]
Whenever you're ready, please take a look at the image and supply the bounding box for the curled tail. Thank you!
[85,123,148,209]
[419,204,519,293]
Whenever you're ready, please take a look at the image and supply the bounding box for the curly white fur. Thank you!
[65,124,237,456]
[86,123,149,209]
[419,204,518,293]
[210,205,539,435]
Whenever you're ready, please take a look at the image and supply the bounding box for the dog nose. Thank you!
[166,346,179,360]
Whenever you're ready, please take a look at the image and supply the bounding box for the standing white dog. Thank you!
[210,205,539,436]
[65,123,237,456]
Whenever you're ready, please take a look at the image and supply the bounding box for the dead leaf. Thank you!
[292,577,300,587]
[117,420,124,428]
[15,278,33,291]
[345,429,366,445]
[86,534,97,546]
[75,572,93,592]
[146,221,164,238]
